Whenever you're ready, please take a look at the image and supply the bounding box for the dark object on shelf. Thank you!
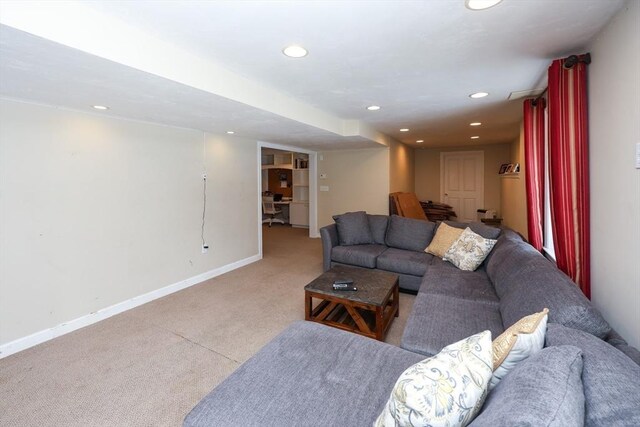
[481,218,503,226]
[388,193,456,221]
[420,201,457,221]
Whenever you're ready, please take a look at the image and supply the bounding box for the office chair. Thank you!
[262,196,285,227]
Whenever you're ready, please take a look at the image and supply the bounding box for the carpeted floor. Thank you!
[0,226,415,426]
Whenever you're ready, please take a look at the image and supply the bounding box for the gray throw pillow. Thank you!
[545,324,640,426]
[367,214,389,245]
[385,215,436,252]
[471,345,585,427]
[332,211,374,245]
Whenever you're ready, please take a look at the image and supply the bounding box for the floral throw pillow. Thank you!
[375,330,493,427]
[443,227,497,271]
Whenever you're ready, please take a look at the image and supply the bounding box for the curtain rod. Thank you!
[531,52,591,106]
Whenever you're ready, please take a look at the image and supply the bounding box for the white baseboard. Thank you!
[0,254,261,359]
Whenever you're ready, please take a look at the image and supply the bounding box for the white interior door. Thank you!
[440,151,484,222]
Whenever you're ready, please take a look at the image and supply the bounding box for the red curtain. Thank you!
[523,98,546,251]
[547,57,590,298]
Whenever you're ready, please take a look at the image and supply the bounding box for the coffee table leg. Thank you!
[375,307,384,341]
[394,283,400,318]
[305,291,311,320]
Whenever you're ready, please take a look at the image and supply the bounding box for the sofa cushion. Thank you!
[491,309,548,390]
[332,211,373,245]
[498,255,611,339]
[485,235,545,298]
[471,345,585,427]
[545,324,640,426]
[331,244,387,269]
[385,215,436,252]
[482,228,523,267]
[401,292,504,356]
[184,321,425,427]
[443,227,497,271]
[419,259,499,304]
[392,273,422,293]
[367,214,389,245]
[445,220,501,240]
[376,247,433,277]
[605,329,640,365]
[425,221,464,257]
[377,331,493,427]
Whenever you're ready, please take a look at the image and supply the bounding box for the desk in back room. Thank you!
[274,200,290,223]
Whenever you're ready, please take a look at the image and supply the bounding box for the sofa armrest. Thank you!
[320,224,339,272]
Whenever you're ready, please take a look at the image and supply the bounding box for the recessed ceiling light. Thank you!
[367,105,381,111]
[470,136,480,139]
[282,45,308,58]
[92,105,109,110]
[465,0,503,10]
[226,131,235,135]
[400,128,409,132]
[416,140,424,143]
[470,122,482,126]
[469,92,489,99]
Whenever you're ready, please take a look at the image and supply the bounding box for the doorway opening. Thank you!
[257,142,318,260]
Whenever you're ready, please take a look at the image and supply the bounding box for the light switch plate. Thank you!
[320,185,329,192]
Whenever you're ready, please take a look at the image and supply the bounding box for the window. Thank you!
[542,105,556,260]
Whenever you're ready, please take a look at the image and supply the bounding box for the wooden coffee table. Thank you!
[304,265,399,341]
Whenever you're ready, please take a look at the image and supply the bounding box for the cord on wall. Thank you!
[201,132,209,254]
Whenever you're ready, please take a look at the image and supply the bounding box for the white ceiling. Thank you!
[0,0,625,150]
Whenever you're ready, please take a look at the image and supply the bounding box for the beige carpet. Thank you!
[0,226,415,426]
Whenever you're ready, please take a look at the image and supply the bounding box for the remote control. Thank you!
[332,283,357,291]
[333,279,354,285]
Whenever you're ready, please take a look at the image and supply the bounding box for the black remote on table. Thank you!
[333,280,356,291]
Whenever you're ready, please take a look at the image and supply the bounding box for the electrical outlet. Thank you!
[202,173,207,180]
[201,245,209,254]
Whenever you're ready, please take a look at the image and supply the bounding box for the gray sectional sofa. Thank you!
[321,213,501,293]
[184,213,640,426]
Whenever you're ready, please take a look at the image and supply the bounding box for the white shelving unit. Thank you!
[262,151,293,192]
[290,153,309,228]
[261,152,293,169]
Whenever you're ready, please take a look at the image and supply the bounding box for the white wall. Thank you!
[501,125,528,239]
[317,148,390,227]
[389,140,415,193]
[588,0,640,347]
[0,99,259,350]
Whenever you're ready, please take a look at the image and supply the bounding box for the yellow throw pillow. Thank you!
[491,308,549,390]
[425,222,464,257]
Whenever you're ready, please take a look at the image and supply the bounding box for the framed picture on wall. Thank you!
[499,163,509,174]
